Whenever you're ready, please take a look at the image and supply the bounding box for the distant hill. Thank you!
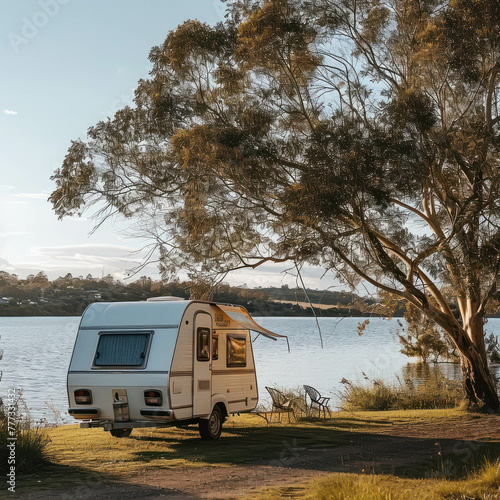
[0,271,403,317]
[242,286,403,317]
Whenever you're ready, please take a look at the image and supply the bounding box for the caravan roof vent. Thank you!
[146,296,186,302]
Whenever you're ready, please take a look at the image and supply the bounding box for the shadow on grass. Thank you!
[16,461,196,499]
[299,416,391,427]
[129,423,352,465]
[127,422,500,480]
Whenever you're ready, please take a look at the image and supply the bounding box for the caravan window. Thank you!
[227,335,246,367]
[197,327,211,361]
[212,335,219,360]
[93,332,152,368]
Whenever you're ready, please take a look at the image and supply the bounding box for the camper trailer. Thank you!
[67,297,285,439]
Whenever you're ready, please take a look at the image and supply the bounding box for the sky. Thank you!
[0,0,341,291]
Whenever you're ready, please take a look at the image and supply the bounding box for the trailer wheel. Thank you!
[109,428,132,438]
[199,405,223,440]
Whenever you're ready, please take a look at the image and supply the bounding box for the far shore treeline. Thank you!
[0,270,398,318]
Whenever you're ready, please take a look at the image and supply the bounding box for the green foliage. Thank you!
[339,375,463,411]
[485,332,500,365]
[397,303,457,362]
[444,0,500,82]
[398,303,500,366]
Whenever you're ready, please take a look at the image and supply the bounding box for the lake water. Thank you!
[1,315,498,423]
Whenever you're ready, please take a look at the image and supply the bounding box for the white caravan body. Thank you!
[67,298,285,439]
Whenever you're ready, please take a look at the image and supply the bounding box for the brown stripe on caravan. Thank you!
[171,404,193,410]
[170,371,193,377]
[228,398,247,404]
[212,369,255,375]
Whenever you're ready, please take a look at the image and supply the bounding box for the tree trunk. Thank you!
[424,299,499,412]
[460,298,488,364]
[459,300,499,412]
[460,350,500,412]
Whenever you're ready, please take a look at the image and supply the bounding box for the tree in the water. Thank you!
[50,0,500,411]
[397,303,456,363]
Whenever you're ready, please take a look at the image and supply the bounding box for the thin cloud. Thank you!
[0,256,17,274]
[32,243,138,258]
[3,109,18,116]
[0,232,30,237]
[9,243,156,280]
[14,192,50,200]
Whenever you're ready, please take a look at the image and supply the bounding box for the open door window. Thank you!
[196,327,211,361]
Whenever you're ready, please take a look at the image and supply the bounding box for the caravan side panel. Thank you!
[211,307,258,414]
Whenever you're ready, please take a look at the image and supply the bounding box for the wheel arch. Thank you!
[211,395,229,420]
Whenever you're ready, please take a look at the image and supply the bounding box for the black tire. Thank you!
[109,428,132,438]
[199,405,223,440]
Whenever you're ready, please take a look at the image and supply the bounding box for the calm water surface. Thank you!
[1,316,497,423]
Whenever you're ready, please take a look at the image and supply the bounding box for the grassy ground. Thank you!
[16,409,500,498]
[41,409,463,473]
[250,468,500,500]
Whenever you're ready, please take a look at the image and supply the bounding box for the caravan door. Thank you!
[193,311,212,416]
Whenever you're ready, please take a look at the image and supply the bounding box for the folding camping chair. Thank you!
[303,385,331,418]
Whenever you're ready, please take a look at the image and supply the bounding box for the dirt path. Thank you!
[16,415,500,499]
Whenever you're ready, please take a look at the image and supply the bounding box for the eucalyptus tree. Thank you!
[50,0,500,410]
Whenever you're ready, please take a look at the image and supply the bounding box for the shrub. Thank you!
[485,332,500,365]
[0,392,51,474]
[339,374,463,411]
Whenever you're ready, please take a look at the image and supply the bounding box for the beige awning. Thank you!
[216,305,288,346]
